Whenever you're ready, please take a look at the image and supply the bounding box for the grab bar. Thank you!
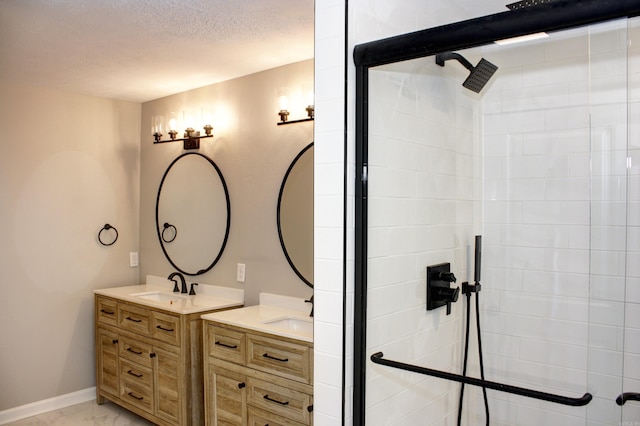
[370,352,592,407]
[616,392,640,406]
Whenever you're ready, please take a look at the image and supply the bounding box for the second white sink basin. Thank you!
[263,316,313,334]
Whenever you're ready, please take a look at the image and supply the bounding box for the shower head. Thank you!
[435,52,498,93]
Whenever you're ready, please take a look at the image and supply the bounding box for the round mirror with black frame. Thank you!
[156,152,230,276]
[277,142,314,288]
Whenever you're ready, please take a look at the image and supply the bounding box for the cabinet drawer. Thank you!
[248,406,307,426]
[118,304,151,336]
[206,324,245,365]
[120,358,153,388]
[119,336,153,367]
[120,372,153,414]
[247,334,311,383]
[247,407,304,426]
[247,377,312,425]
[151,311,181,346]
[96,297,118,326]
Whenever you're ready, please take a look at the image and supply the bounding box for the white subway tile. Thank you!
[544,248,590,274]
[589,300,625,327]
[523,201,590,225]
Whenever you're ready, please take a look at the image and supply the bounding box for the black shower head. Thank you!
[435,52,498,93]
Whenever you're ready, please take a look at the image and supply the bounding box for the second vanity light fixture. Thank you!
[277,86,315,125]
[152,109,213,150]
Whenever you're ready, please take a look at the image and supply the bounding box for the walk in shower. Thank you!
[353,1,640,424]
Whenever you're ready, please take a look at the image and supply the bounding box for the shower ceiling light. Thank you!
[495,32,549,45]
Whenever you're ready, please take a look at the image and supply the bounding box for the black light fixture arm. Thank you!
[153,133,213,150]
[371,352,592,407]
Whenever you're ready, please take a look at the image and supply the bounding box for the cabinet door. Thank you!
[96,327,119,398]
[207,364,247,426]
[154,346,181,424]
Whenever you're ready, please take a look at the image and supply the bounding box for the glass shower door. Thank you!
[363,16,639,426]
[622,16,640,426]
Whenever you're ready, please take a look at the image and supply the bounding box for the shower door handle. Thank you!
[616,392,640,406]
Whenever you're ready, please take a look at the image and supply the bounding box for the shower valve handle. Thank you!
[436,271,457,283]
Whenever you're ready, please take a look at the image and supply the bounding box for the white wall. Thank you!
[313,1,349,423]
[0,82,141,410]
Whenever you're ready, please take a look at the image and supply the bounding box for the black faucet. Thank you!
[305,295,314,317]
[168,272,188,294]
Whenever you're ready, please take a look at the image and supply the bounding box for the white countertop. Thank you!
[94,276,244,315]
[201,293,313,343]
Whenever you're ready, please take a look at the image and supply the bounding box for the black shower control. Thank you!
[427,263,459,315]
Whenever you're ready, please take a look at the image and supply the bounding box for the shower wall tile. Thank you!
[589,275,626,302]
[521,128,589,156]
[519,339,588,370]
[589,300,625,327]
[522,201,590,225]
[521,271,587,297]
[589,348,624,377]
[589,323,624,351]
[543,248,590,274]
[541,318,589,345]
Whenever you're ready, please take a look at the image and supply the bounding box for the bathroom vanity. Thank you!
[94,279,244,426]
[202,294,313,425]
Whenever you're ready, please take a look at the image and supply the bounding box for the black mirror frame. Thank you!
[277,142,314,288]
[155,152,231,276]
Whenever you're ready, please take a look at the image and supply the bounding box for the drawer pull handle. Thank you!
[264,395,289,406]
[156,325,174,332]
[307,404,313,412]
[150,353,156,358]
[112,339,118,344]
[263,353,288,362]
[126,347,143,355]
[128,392,144,401]
[127,370,143,378]
[100,309,115,315]
[238,382,246,389]
[126,316,142,323]
[215,341,238,349]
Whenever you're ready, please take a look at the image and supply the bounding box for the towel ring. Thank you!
[162,223,177,243]
[98,224,118,246]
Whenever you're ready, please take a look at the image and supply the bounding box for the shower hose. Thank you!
[457,284,490,425]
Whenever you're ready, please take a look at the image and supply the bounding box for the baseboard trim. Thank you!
[0,387,95,425]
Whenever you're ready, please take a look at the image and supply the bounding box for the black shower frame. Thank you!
[352,1,640,424]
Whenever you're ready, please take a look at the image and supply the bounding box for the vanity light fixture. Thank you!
[276,86,315,125]
[152,110,214,150]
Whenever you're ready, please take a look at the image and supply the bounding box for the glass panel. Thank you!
[365,17,634,426]
[623,15,640,426]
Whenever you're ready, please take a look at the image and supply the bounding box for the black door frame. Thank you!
[351,1,640,424]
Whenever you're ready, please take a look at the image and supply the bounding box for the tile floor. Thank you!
[4,401,155,425]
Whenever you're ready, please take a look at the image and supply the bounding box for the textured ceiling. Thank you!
[0,0,314,102]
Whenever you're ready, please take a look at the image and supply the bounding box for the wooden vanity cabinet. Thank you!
[95,294,236,425]
[203,322,314,426]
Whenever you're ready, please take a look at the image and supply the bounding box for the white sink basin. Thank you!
[130,291,186,302]
[263,316,313,334]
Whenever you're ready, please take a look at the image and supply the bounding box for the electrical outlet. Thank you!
[130,252,139,267]
[237,263,246,282]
